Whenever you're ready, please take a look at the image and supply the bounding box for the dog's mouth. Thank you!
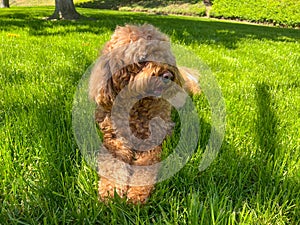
[152,87,164,97]
[147,81,168,97]
[145,89,163,97]
[149,71,174,97]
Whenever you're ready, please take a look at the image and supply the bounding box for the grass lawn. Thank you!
[1,7,300,224]
[210,0,300,28]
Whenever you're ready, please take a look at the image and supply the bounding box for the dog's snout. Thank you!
[161,71,174,83]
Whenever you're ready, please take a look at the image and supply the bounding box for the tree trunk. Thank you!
[0,0,10,8]
[203,0,212,6]
[48,0,81,20]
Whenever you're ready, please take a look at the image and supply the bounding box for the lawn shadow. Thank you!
[0,8,299,50]
[149,82,299,221]
[152,136,300,222]
[255,82,278,156]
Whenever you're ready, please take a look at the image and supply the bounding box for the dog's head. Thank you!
[89,24,185,109]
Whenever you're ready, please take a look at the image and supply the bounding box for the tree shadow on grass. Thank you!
[151,142,299,223]
[255,82,278,156]
[0,8,299,50]
[146,82,299,222]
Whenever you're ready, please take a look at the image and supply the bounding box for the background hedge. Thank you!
[210,0,300,27]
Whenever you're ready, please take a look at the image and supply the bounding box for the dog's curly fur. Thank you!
[89,24,199,204]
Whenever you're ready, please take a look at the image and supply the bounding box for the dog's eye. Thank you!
[160,71,174,83]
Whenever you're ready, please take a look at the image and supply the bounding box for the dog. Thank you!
[89,24,200,204]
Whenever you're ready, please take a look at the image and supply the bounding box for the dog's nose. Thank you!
[161,71,174,83]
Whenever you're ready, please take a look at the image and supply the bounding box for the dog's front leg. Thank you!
[127,146,162,204]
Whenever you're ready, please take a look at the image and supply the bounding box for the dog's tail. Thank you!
[179,67,201,95]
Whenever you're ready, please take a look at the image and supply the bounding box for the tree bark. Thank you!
[0,0,10,8]
[203,0,212,6]
[48,0,81,20]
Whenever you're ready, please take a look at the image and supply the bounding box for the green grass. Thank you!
[211,0,300,27]
[9,0,300,27]
[1,7,300,224]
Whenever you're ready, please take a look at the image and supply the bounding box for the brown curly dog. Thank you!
[89,24,200,204]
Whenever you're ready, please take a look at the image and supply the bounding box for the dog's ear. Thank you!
[89,57,116,109]
[178,67,201,95]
